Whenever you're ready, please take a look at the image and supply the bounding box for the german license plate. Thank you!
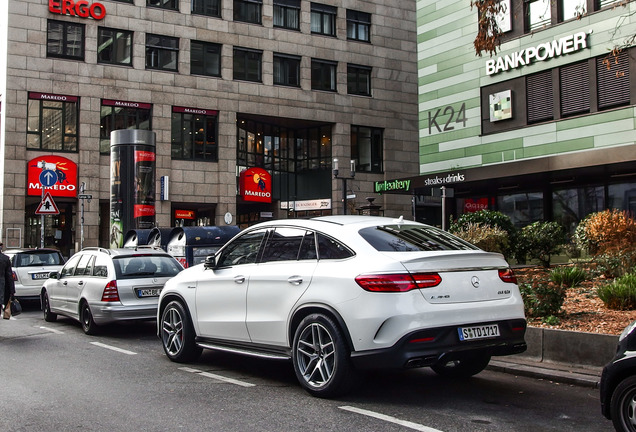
[136,288,161,298]
[458,324,500,341]
[32,272,49,280]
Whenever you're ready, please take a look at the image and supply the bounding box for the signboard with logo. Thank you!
[49,0,106,20]
[239,167,272,203]
[175,210,195,220]
[27,156,78,197]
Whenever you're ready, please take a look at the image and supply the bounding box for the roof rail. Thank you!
[81,247,111,254]
[133,245,163,251]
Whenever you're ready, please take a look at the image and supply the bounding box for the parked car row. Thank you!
[16,216,531,398]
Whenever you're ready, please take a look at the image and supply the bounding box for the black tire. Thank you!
[611,375,636,432]
[160,300,202,363]
[292,313,354,398]
[80,301,99,335]
[431,353,491,378]
[42,291,57,322]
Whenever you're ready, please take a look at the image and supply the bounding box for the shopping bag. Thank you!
[2,301,10,319]
[10,297,22,316]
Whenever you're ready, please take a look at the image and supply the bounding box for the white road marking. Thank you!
[339,406,444,432]
[39,326,64,334]
[179,366,256,388]
[90,341,137,355]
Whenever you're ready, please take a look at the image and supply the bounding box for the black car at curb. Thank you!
[601,320,636,431]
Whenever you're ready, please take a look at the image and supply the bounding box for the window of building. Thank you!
[552,186,604,234]
[560,61,590,117]
[191,41,221,77]
[526,70,553,123]
[233,47,262,82]
[347,64,371,96]
[47,20,84,60]
[526,0,551,31]
[147,0,178,10]
[171,107,218,161]
[597,51,630,110]
[351,125,383,173]
[497,191,544,228]
[146,34,179,71]
[597,0,623,8]
[608,182,636,214]
[560,0,586,21]
[100,100,152,154]
[234,0,262,24]
[311,59,337,91]
[27,92,79,152]
[346,10,370,42]
[311,3,337,36]
[273,54,301,87]
[97,28,133,66]
[192,0,221,17]
[274,0,300,30]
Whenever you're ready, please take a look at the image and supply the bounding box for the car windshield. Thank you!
[10,251,64,267]
[113,255,183,279]
[359,224,479,252]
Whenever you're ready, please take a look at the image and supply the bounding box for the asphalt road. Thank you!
[0,304,612,432]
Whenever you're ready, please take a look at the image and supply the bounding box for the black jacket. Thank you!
[0,253,15,306]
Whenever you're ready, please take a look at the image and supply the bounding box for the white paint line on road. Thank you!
[179,366,256,388]
[90,341,137,355]
[39,326,64,334]
[339,406,444,432]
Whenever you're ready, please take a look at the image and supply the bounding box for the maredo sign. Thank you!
[27,156,78,197]
[49,0,106,20]
[239,168,272,203]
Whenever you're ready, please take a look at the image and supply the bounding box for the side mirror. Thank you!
[49,271,59,279]
[204,253,217,270]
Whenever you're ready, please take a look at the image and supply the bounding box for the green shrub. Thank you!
[519,279,566,317]
[550,265,589,287]
[594,250,636,279]
[449,222,509,254]
[520,221,567,268]
[597,273,636,310]
[450,210,515,259]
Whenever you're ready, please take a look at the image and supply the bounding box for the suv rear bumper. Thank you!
[350,318,527,370]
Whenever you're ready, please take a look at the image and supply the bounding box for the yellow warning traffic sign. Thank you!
[35,192,60,215]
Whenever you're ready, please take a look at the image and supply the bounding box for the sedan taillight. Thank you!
[12,271,17,281]
[498,268,517,284]
[101,280,120,302]
[355,273,442,292]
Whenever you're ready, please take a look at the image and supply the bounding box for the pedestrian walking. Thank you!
[0,247,15,318]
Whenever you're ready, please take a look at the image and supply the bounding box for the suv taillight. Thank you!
[12,271,17,281]
[355,273,442,292]
[498,268,517,284]
[101,280,120,302]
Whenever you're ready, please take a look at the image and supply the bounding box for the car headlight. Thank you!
[619,320,636,342]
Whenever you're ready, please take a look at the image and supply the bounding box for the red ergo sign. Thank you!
[49,0,106,20]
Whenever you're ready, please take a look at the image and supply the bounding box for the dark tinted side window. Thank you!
[261,228,308,262]
[359,224,479,252]
[217,229,267,267]
[317,233,353,260]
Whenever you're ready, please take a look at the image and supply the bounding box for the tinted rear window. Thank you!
[113,255,183,279]
[359,225,479,252]
[11,251,64,267]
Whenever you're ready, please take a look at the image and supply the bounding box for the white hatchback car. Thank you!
[157,216,527,397]
[42,247,183,334]
[5,248,65,301]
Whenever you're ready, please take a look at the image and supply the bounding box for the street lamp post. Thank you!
[333,158,355,215]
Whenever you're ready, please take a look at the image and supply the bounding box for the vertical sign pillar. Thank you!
[110,130,156,248]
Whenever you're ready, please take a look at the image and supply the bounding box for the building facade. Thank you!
[412,0,636,231]
[0,0,419,256]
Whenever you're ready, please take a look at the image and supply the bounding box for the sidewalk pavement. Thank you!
[488,356,602,388]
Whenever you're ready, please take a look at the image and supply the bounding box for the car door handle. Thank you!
[63,281,68,286]
[288,276,303,286]
[234,276,246,284]
[78,281,84,286]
